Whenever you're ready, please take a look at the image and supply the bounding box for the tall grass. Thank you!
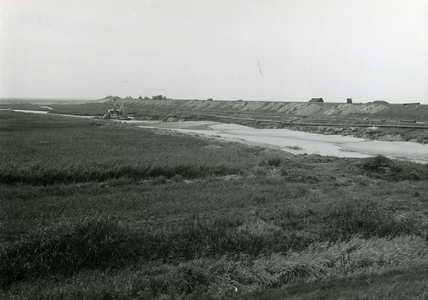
[0,216,138,289]
[3,234,428,299]
[2,195,424,290]
[0,216,306,288]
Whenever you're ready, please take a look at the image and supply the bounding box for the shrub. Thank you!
[361,155,396,172]
[251,166,268,176]
[267,156,282,168]
[360,155,428,181]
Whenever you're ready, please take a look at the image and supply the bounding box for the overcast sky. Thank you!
[1,0,427,103]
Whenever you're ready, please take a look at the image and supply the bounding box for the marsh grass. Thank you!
[2,112,428,299]
[2,196,424,291]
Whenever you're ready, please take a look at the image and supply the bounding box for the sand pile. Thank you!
[277,103,322,116]
[360,104,387,114]
[239,102,266,111]
[133,100,394,118]
[323,104,387,116]
[262,102,285,111]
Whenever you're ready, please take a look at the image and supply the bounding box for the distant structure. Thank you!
[347,98,352,104]
[309,98,324,103]
[207,98,213,101]
[152,95,167,100]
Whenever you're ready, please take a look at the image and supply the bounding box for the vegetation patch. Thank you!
[359,155,428,181]
[285,145,303,150]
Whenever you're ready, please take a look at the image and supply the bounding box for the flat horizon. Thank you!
[0,97,425,105]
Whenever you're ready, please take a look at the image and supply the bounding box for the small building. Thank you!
[309,98,324,103]
[347,98,352,104]
[152,95,163,100]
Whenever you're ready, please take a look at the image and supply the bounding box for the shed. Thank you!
[347,98,352,104]
[309,98,324,103]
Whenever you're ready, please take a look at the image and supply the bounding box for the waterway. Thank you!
[0,109,94,118]
[133,121,428,164]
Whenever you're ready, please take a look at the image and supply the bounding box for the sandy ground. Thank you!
[136,121,428,163]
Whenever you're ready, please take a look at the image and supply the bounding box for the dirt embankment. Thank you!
[120,99,427,121]
[112,99,427,143]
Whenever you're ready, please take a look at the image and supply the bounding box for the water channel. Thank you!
[2,109,427,163]
[132,121,428,164]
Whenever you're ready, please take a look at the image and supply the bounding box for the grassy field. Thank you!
[1,111,428,299]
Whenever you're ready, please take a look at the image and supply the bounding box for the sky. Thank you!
[1,0,427,103]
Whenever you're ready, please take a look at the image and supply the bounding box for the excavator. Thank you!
[103,98,129,120]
